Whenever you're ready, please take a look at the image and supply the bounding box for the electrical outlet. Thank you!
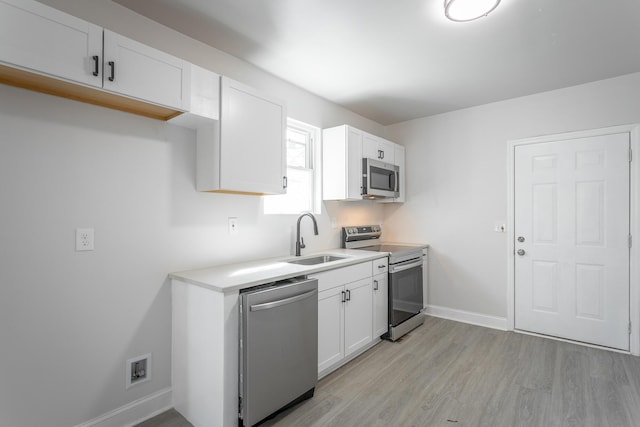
[126,353,151,388]
[228,217,238,235]
[75,228,94,251]
[494,222,506,233]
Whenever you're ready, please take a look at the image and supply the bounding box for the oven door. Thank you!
[362,158,399,199]
[388,258,423,327]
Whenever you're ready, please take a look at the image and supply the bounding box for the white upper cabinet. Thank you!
[169,64,220,128]
[0,0,102,87]
[102,30,189,110]
[196,76,287,195]
[0,0,189,119]
[323,124,405,202]
[363,133,394,164]
[322,125,364,201]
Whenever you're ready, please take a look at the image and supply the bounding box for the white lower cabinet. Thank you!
[318,286,345,371]
[317,278,372,374]
[314,258,388,377]
[372,272,389,338]
[344,278,373,356]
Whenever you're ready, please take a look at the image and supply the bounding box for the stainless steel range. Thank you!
[342,225,425,341]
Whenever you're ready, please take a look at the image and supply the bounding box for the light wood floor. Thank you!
[139,317,640,426]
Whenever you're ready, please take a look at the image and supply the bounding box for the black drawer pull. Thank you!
[108,61,115,81]
[92,55,99,76]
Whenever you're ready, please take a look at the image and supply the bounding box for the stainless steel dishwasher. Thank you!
[239,276,318,427]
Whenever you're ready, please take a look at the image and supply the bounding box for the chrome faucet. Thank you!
[295,212,318,256]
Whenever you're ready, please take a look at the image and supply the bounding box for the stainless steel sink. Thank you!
[287,255,348,265]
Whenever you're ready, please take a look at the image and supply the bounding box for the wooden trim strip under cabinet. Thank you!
[0,64,183,121]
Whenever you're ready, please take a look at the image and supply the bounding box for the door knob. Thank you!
[517,236,525,243]
[517,249,525,256]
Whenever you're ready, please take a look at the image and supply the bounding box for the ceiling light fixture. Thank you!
[444,0,501,22]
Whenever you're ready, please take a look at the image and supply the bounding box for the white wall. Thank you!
[384,72,640,321]
[0,1,385,426]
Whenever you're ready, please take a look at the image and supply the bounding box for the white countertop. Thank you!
[169,248,389,293]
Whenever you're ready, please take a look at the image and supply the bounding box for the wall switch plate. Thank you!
[126,353,151,389]
[228,217,238,234]
[75,228,94,251]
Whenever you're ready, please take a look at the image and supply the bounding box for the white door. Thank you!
[219,76,286,194]
[317,287,344,373]
[373,273,389,337]
[514,132,630,350]
[344,278,373,356]
[0,0,102,87]
[103,30,188,110]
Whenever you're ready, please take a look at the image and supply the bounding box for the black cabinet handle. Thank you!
[283,176,287,189]
[373,280,378,291]
[341,290,346,303]
[346,289,351,301]
[92,55,99,76]
[108,61,115,82]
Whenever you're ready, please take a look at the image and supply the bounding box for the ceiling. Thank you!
[114,0,640,125]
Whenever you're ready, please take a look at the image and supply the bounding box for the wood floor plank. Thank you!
[141,317,640,427]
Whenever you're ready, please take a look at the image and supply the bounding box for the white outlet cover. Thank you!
[75,228,94,251]
[228,217,238,234]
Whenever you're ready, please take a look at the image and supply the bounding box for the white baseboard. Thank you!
[425,305,508,331]
[74,387,172,427]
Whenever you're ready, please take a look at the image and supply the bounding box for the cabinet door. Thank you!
[378,138,395,164]
[318,287,345,373]
[373,273,389,338]
[219,77,287,194]
[103,30,189,110]
[346,127,364,199]
[362,134,395,164]
[362,133,380,159]
[344,278,373,357]
[0,0,102,87]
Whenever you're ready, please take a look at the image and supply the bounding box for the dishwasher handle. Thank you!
[250,289,317,312]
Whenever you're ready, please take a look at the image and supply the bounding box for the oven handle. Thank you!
[389,259,423,274]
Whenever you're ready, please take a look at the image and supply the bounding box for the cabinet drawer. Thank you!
[372,257,388,275]
[312,261,372,292]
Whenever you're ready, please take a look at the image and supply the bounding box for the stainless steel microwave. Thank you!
[362,158,399,199]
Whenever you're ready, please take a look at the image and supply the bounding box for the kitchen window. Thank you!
[264,119,321,214]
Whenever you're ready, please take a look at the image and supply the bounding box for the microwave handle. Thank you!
[395,170,400,192]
